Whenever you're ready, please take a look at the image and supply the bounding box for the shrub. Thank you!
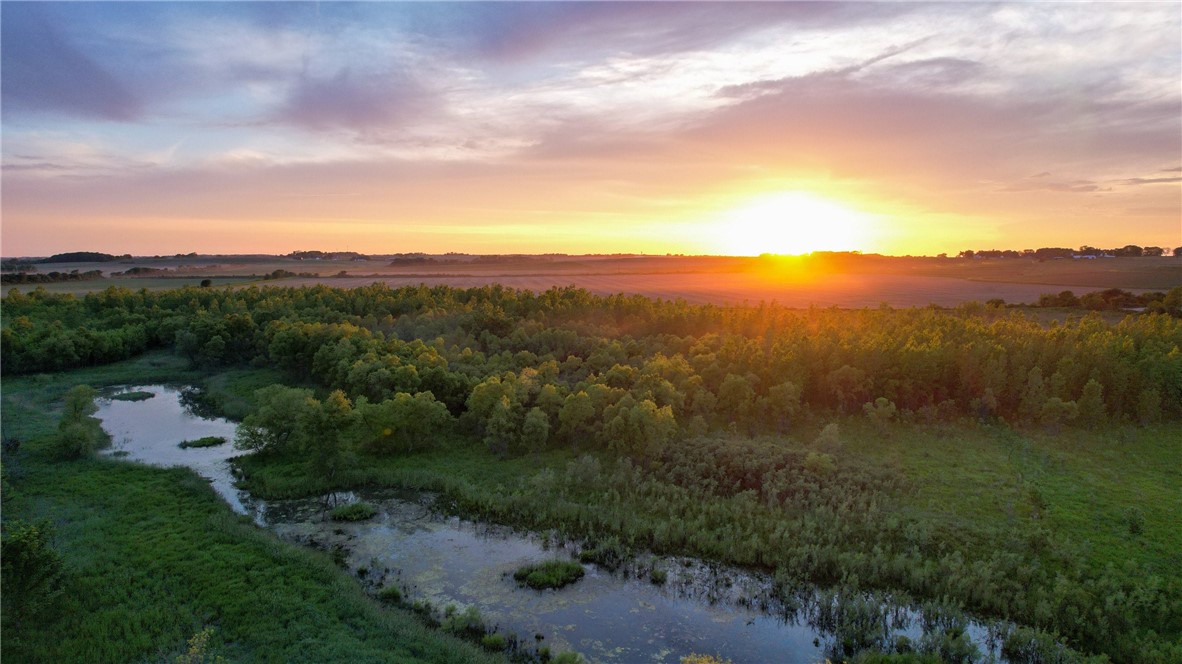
[649,567,668,586]
[480,634,507,651]
[863,397,897,432]
[441,605,486,637]
[578,537,631,572]
[513,560,585,590]
[1,520,63,630]
[50,423,102,461]
[1124,507,1145,536]
[814,423,842,453]
[377,585,402,605]
[803,451,836,476]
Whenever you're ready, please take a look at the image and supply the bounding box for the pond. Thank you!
[96,385,1009,663]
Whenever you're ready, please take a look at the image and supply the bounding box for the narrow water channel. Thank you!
[96,385,1006,663]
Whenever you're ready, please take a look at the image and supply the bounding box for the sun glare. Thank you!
[713,192,875,256]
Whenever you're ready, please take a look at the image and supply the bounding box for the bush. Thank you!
[441,605,486,637]
[377,585,402,605]
[578,537,631,572]
[1,520,63,631]
[649,567,668,586]
[52,385,105,460]
[513,560,585,590]
[50,422,103,461]
[1124,507,1145,536]
[330,502,379,522]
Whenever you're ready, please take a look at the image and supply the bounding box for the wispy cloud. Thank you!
[1,2,1178,255]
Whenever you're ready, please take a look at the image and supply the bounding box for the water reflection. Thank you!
[96,385,1006,663]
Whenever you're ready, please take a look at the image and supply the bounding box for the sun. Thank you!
[712,191,875,256]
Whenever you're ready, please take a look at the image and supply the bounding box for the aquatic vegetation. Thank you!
[177,436,226,449]
[0,362,499,664]
[110,390,155,402]
[479,634,506,651]
[377,585,403,605]
[513,560,585,590]
[330,502,378,522]
[578,537,632,572]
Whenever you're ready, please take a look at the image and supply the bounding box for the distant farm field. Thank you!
[4,254,1177,306]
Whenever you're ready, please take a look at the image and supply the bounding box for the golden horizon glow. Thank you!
[711,192,878,256]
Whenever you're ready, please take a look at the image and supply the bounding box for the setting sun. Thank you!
[713,192,876,256]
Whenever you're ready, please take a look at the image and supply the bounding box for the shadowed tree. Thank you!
[521,406,550,456]
[827,365,869,413]
[235,385,314,456]
[1076,379,1107,427]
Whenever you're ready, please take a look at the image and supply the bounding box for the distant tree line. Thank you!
[1035,287,1182,312]
[1,270,104,285]
[108,267,170,277]
[34,252,128,264]
[958,245,1175,259]
[288,250,369,261]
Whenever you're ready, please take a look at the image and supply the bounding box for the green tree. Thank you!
[759,380,802,432]
[558,391,595,447]
[1136,388,1162,425]
[235,385,314,456]
[827,365,868,413]
[521,407,551,456]
[1039,397,1079,434]
[1076,379,1107,427]
[1018,367,1048,424]
[717,373,757,427]
[484,395,520,457]
[301,390,357,481]
[51,385,103,460]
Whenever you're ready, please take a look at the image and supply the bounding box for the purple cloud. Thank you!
[1,3,141,121]
[273,67,434,133]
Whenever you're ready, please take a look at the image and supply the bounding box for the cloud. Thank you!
[1117,177,1182,186]
[1002,179,1104,194]
[873,57,986,89]
[272,67,434,133]
[446,3,917,62]
[0,4,142,121]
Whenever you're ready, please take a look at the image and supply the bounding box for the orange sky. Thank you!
[2,2,1180,257]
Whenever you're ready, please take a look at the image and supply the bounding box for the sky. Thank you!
[2,1,1180,257]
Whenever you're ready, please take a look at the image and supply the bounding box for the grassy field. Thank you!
[0,354,500,664]
[2,275,258,296]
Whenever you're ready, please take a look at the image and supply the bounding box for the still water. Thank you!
[96,385,1004,663]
